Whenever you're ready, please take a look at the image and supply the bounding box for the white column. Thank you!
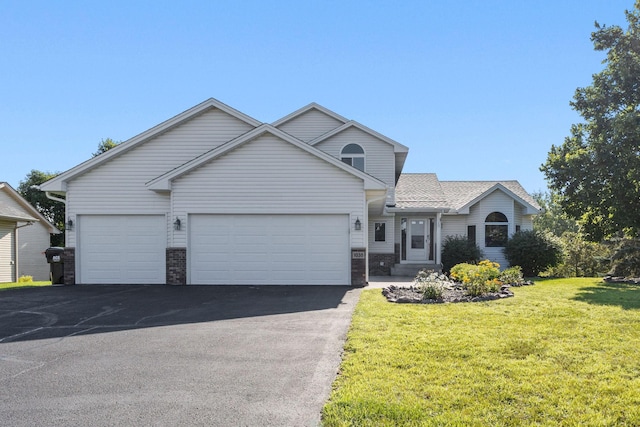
[436,212,442,266]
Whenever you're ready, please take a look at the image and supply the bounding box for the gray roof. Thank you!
[0,202,38,222]
[394,174,448,209]
[395,174,541,212]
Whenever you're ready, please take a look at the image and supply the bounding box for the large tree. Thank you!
[541,2,640,241]
[17,169,64,246]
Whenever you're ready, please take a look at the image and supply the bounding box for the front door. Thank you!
[407,219,427,261]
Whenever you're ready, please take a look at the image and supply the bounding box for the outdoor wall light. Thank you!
[66,218,74,231]
[354,217,361,231]
[173,217,181,231]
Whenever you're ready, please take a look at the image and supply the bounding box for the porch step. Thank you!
[390,264,441,277]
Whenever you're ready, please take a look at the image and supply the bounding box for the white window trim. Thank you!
[340,143,365,172]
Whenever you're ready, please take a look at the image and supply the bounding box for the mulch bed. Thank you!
[382,282,534,304]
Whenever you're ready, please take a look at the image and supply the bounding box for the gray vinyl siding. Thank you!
[17,221,51,281]
[514,204,534,231]
[314,127,396,187]
[369,216,394,254]
[276,109,344,142]
[0,220,15,282]
[171,134,366,248]
[441,215,467,239]
[65,108,254,247]
[468,190,515,268]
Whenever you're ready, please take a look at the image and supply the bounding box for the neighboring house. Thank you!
[0,182,60,282]
[38,98,540,286]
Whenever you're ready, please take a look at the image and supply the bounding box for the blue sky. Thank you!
[0,1,632,193]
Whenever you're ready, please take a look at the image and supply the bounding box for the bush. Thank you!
[450,260,501,296]
[543,231,611,277]
[414,269,451,300]
[18,275,33,283]
[441,235,484,273]
[499,266,525,285]
[503,230,562,276]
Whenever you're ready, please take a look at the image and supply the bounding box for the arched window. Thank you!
[340,144,365,171]
[485,211,508,247]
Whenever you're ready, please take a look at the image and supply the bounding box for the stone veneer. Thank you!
[62,247,75,285]
[351,248,367,287]
[166,247,187,285]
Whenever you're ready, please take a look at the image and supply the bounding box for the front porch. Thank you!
[368,212,444,278]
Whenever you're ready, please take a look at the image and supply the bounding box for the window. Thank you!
[485,211,508,247]
[374,222,386,242]
[467,225,476,245]
[341,144,365,171]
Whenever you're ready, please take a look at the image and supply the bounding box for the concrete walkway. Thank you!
[367,276,415,288]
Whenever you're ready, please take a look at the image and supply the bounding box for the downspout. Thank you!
[365,193,389,284]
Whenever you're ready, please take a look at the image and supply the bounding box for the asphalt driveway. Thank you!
[0,284,361,426]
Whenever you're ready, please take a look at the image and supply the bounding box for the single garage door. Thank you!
[190,214,349,285]
[79,215,166,284]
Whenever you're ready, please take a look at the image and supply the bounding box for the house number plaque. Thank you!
[352,251,365,259]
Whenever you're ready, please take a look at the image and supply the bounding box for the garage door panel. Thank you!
[190,214,349,285]
[79,215,165,284]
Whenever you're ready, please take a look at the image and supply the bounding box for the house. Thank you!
[38,98,540,286]
[0,182,60,282]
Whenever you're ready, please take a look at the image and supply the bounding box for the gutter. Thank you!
[385,206,451,214]
[44,191,66,205]
[32,185,67,205]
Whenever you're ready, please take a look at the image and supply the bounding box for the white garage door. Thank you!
[79,215,166,284]
[190,214,349,285]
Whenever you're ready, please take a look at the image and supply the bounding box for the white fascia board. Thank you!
[0,213,38,222]
[309,121,409,153]
[271,102,349,127]
[38,98,261,192]
[146,124,387,191]
[386,207,451,213]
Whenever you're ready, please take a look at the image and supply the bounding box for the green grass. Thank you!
[0,281,51,291]
[322,278,640,426]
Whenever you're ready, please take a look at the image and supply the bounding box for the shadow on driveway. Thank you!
[0,284,353,343]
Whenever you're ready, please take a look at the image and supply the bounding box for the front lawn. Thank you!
[0,281,51,291]
[322,278,640,426]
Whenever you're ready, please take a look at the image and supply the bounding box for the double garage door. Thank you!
[78,214,349,285]
[190,214,349,285]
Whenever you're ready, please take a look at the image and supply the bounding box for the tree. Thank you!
[541,2,640,241]
[92,138,120,157]
[532,191,579,237]
[17,170,65,246]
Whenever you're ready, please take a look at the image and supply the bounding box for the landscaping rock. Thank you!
[383,282,519,304]
[603,275,640,284]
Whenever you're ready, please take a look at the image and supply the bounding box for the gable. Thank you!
[171,133,366,210]
[314,126,397,185]
[39,99,260,193]
[147,124,387,192]
[275,108,346,142]
[440,181,541,215]
[76,108,256,185]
